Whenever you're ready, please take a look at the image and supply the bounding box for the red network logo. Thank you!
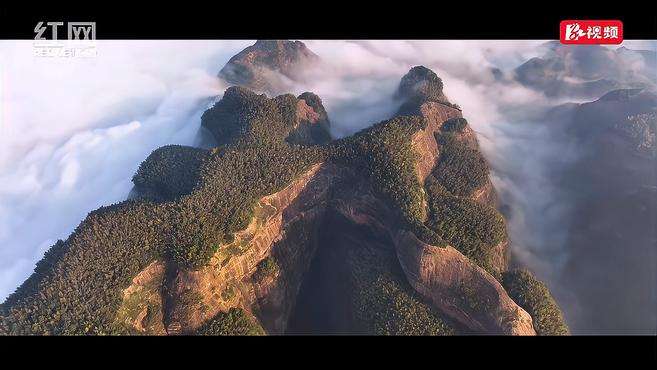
[560,20,623,44]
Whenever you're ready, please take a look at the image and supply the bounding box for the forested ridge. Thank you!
[503,269,570,335]
[0,87,324,334]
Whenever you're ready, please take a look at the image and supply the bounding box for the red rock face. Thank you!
[394,230,535,335]
[287,98,332,145]
[411,101,463,184]
[326,166,525,334]
[161,163,334,334]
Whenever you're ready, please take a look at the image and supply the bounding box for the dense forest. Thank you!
[502,269,570,335]
[348,244,455,335]
[196,308,265,335]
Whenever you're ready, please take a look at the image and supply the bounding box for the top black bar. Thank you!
[1,6,655,40]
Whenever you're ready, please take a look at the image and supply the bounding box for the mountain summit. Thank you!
[396,66,460,115]
[219,40,320,93]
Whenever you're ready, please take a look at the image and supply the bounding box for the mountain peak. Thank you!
[396,66,446,102]
[219,40,319,93]
[395,66,457,115]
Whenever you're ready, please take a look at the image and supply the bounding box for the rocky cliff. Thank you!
[129,162,335,334]
[394,231,534,334]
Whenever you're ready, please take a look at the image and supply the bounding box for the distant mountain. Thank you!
[538,88,656,334]
[219,40,320,93]
[571,88,657,146]
[514,43,656,99]
[395,66,461,115]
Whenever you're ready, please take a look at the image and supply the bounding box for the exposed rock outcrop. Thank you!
[411,102,463,183]
[115,261,167,334]
[288,92,332,144]
[162,163,335,334]
[116,163,339,334]
[329,171,530,334]
[394,230,535,335]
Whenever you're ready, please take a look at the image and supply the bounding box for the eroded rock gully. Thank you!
[119,153,533,335]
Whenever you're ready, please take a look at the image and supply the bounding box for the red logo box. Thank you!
[560,20,623,44]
